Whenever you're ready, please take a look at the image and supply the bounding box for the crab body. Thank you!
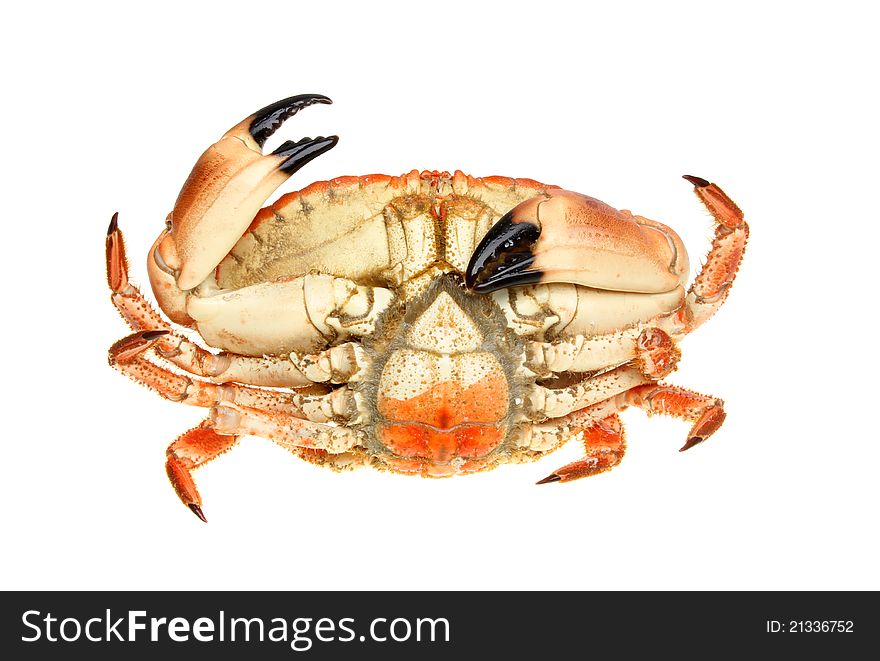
[106,95,748,520]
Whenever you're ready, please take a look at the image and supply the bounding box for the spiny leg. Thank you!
[530,382,725,484]
[106,212,168,332]
[677,176,749,333]
[209,404,361,455]
[537,414,626,484]
[526,327,681,380]
[541,382,725,452]
[527,365,652,419]
[108,331,357,423]
[165,420,239,522]
[623,383,726,452]
[165,407,364,522]
[111,332,362,520]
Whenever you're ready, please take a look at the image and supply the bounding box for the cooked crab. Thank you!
[106,94,748,521]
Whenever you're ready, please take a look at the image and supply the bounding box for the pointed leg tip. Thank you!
[188,503,208,523]
[107,212,119,235]
[679,436,703,452]
[682,174,710,188]
[141,329,171,341]
[109,329,171,364]
[683,175,711,188]
[536,474,562,485]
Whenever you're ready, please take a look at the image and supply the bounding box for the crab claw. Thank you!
[465,189,687,295]
[168,94,338,290]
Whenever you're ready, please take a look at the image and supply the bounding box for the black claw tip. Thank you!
[188,503,208,523]
[107,212,119,235]
[249,94,333,148]
[272,135,339,175]
[142,329,171,341]
[465,211,542,293]
[536,474,562,485]
[679,436,703,452]
[683,175,711,188]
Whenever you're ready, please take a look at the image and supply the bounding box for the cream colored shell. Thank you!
[153,171,688,357]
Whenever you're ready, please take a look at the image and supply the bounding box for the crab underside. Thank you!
[106,94,749,521]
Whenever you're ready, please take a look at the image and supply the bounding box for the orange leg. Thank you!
[680,177,749,332]
[209,404,361,455]
[166,421,239,522]
[624,383,726,452]
[525,327,681,381]
[537,414,626,484]
[108,330,353,422]
[110,331,362,520]
[164,409,362,522]
[534,382,725,485]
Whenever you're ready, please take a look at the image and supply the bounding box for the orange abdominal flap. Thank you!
[377,370,508,463]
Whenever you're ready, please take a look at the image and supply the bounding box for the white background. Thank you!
[1,1,877,591]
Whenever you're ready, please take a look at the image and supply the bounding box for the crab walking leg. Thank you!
[676,176,749,334]
[209,404,362,455]
[623,383,726,452]
[537,383,725,452]
[536,414,626,484]
[525,327,680,380]
[156,340,337,388]
[108,331,357,423]
[159,339,367,386]
[165,420,239,522]
[106,215,320,387]
[527,365,653,419]
[169,409,364,522]
[531,383,724,483]
[106,213,167,330]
